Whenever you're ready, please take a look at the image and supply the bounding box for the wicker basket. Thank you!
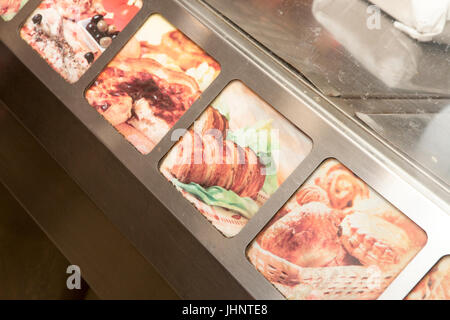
[247,242,396,300]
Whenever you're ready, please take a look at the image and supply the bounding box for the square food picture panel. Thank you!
[21,0,143,83]
[1,0,28,21]
[247,159,428,300]
[85,14,221,154]
[160,81,313,237]
[406,256,449,300]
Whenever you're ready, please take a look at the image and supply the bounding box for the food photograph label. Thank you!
[406,256,449,300]
[160,81,313,237]
[246,159,427,300]
[1,0,28,21]
[86,14,221,154]
[21,0,143,83]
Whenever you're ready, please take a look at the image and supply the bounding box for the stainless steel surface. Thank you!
[333,97,450,189]
[0,98,179,300]
[348,99,450,115]
[357,111,450,187]
[0,4,252,298]
[203,0,450,98]
[204,0,450,190]
[0,0,449,300]
[0,173,87,300]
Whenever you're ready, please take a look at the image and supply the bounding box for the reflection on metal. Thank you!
[204,0,450,189]
[348,98,450,115]
[357,110,450,186]
[313,0,443,93]
[1,0,449,300]
[368,0,450,44]
[203,0,450,97]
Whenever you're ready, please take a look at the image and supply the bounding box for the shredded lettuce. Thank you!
[226,119,280,195]
[172,179,259,219]
[211,97,230,121]
[175,106,280,217]
[226,119,274,153]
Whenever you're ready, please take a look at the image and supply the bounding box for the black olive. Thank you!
[91,14,104,24]
[84,52,94,64]
[94,33,102,42]
[111,32,119,40]
[337,225,343,237]
[86,22,96,32]
[32,14,42,25]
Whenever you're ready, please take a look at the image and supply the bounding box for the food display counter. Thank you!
[0,0,448,300]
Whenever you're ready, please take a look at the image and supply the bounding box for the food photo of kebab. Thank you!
[406,256,450,300]
[160,81,312,237]
[21,0,143,82]
[86,14,221,154]
[0,0,27,21]
[166,107,266,199]
[247,159,427,300]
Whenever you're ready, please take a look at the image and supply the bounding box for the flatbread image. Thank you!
[86,14,220,154]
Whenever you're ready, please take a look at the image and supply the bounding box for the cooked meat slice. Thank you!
[168,130,265,199]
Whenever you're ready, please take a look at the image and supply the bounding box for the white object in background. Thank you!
[369,0,450,43]
[313,0,422,89]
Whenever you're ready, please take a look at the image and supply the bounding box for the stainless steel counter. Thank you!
[0,96,179,299]
[203,0,450,97]
[203,0,450,187]
[0,0,449,300]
